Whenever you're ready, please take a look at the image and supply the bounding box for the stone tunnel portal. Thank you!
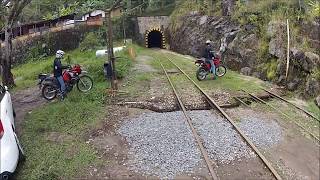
[145,28,165,48]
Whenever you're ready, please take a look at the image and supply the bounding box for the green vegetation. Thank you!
[18,85,106,179]
[138,48,269,94]
[258,59,278,81]
[170,0,195,31]
[261,99,320,137]
[80,32,102,51]
[306,100,320,120]
[14,46,132,179]
[311,67,320,81]
[13,46,132,89]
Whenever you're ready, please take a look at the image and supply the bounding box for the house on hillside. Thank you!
[82,10,106,21]
[0,14,75,41]
[80,7,122,25]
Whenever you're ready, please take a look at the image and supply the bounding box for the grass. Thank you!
[254,99,320,138]
[121,72,153,98]
[306,100,320,120]
[142,49,269,94]
[12,47,132,90]
[14,46,133,179]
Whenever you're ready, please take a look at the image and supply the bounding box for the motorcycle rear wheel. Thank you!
[42,84,57,100]
[196,67,208,81]
[216,65,227,77]
[77,75,93,92]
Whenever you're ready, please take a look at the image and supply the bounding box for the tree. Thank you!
[1,0,32,87]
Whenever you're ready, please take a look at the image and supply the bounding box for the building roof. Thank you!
[0,13,75,34]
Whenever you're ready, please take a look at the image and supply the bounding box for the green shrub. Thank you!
[307,0,320,19]
[79,32,101,52]
[265,59,278,80]
[311,67,320,80]
[115,47,133,79]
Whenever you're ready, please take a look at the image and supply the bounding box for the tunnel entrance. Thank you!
[145,28,165,48]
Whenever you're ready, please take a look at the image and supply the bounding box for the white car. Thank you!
[0,85,25,180]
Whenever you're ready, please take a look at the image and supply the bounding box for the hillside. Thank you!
[168,0,320,101]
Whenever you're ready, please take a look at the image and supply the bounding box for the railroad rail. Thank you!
[262,88,320,122]
[242,89,320,143]
[158,60,219,180]
[159,53,282,180]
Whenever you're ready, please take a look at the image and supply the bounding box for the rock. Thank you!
[241,67,252,76]
[305,52,320,68]
[252,72,262,79]
[287,82,298,91]
[277,75,286,85]
[242,34,258,48]
[267,21,286,37]
[305,78,320,97]
[290,48,315,73]
[199,15,208,25]
[244,24,256,31]
[287,78,301,91]
[301,21,320,49]
[267,21,286,58]
[189,11,200,16]
[315,96,320,108]
[269,38,285,58]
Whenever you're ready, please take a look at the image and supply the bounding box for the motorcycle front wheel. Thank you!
[216,65,227,77]
[196,67,208,81]
[77,75,93,92]
[42,84,57,100]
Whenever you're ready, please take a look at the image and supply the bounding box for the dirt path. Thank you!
[132,55,157,73]
[12,86,46,135]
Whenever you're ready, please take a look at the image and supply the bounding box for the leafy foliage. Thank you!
[307,0,320,18]
[13,49,121,179]
[79,32,101,51]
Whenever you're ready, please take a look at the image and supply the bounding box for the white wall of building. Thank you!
[81,10,105,21]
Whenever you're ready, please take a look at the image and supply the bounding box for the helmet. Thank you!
[56,50,65,59]
[206,40,211,44]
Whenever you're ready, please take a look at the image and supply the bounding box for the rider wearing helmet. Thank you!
[203,40,216,79]
[54,50,69,97]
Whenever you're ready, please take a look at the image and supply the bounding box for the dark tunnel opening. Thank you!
[147,30,163,48]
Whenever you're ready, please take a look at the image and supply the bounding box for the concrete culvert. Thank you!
[147,30,163,48]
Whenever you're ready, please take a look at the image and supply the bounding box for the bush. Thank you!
[115,47,133,79]
[79,32,101,52]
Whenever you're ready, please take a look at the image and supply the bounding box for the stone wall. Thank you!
[134,16,170,45]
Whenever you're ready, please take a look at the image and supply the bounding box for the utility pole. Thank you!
[106,0,122,91]
[123,14,126,45]
[106,10,117,90]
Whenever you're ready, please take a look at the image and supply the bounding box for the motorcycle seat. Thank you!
[38,73,49,79]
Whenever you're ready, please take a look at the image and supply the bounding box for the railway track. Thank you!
[262,88,320,122]
[157,53,282,180]
[240,89,320,145]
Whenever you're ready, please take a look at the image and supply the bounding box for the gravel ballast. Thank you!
[238,117,282,149]
[118,110,271,179]
[189,110,255,164]
[118,111,202,179]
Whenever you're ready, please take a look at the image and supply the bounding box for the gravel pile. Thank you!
[238,117,282,149]
[118,111,202,179]
[189,110,255,164]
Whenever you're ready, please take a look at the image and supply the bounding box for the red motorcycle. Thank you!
[38,64,93,100]
[195,54,227,81]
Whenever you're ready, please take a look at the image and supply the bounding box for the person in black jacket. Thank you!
[54,50,69,97]
[203,40,216,79]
